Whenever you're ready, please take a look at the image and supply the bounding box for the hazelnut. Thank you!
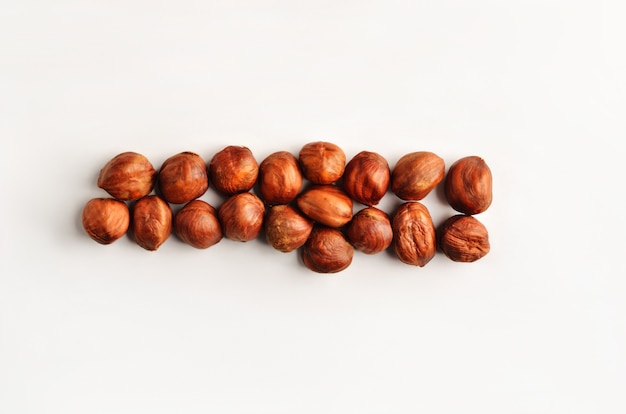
[265,205,313,252]
[174,200,222,249]
[298,141,346,184]
[157,151,208,204]
[301,226,354,273]
[296,185,353,228]
[345,207,393,254]
[444,156,492,215]
[218,192,265,242]
[438,215,490,262]
[391,151,445,200]
[342,151,390,206]
[392,202,436,266]
[209,146,259,195]
[97,152,157,201]
[132,195,172,251]
[258,151,303,205]
[82,198,130,244]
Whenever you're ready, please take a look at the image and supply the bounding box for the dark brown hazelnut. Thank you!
[392,202,436,266]
[298,141,346,184]
[342,151,390,206]
[258,151,303,205]
[438,215,490,262]
[157,151,208,204]
[444,156,492,215]
[301,226,354,273]
[345,207,393,254]
[391,151,445,200]
[218,192,265,242]
[265,205,313,252]
[132,195,173,251]
[82,198,130,244]
[296,185,353,228]
[174,200,222,249]
[97,152,157,201]
[209,146,259,195]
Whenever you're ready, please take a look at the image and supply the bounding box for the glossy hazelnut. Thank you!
[301,226,354,273]
[258,151,303,205]
[265,205,313,252]
[296,185,353,228]
[218,192,265,242]
[174,200,222,249]
[209,146,258,195]
[97,152,157,201]
[132,195,172,251]
[299,141,346,184]
[342,151,390,206]
[444,156,492,215]
[345,207,393,254]
[157,151,208,204]
[391,151,445,200]
[82,198,130,244]
[392,202,436,266]
[438,215,490,262]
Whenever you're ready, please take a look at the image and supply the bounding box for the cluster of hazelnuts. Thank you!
[82,142,492,273]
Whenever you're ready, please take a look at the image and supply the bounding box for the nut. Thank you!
[218,192,265,242]
[174,200,222,249]
[444,156,492,215]
[301,226,354,273]
[391,151,445,200]
[392,202,436,266]
[158,151,208,204]
[345,207,393,254]
[296,185,353,228]
[132,195,172,251]
[265,205,313,252]
[342,151,390,206]
[258,151,303,205]
[209,146,259,195]
[299,141,346,184]
[97,152,157,201]
[82,198,130,244]
[438,215,490,262]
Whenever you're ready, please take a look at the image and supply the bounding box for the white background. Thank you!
[1,1,625,413]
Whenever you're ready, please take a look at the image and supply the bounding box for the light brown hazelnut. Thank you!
[82,198,130,244]
[209,146,259,195]
[391,151,445,200]
[342,151,390,206]
[444,156,492,215]
[218,192,265,242]
[97,152,157,201]
[158,151,208,204]
[392,202,436,266]
[301,226,354,273]
[265,205,313,252]
[258,151,303,205]
[298,141,346,184]
[438,215,490,262]
[345,207,393,254]
[132,195,172,251]
[296,185,353,228]
[174,200,222,249]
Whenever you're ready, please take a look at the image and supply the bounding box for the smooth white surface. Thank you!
[1,1,625,413]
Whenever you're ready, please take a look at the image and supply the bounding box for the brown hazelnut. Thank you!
[209,146,259,195]
[392,202,436,266]
[296,185,353,228]
[174,200,222,249]
[218,192,265,242]
[157,151,208,204]
[258,151,303,205]
[438,215,490,262]
[132,195,172,251]
[345,207,393,254]
[298,141,346,184]
[342,151,390,206]
[391,151,445,200]
[265,205,313,252]
[444,156,492,215]
[82,198,130,244]
[97,152,157,201]
[301,226,354,273]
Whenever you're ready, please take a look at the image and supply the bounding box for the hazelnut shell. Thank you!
[265,205,313,252]
[299,141,346,184]
[258,151,303,205]
[438,215,490,262]
[444,156,492,215]
[296,185,353,228]
[82,198,130,244]
[97,152,157,201]
[392,201,436,266]
[391,151,445,200]
[345,207,393,254]
[342,151,390,206]
[132,195,173,251]
[174,200,222,249]
[158,151,209,204]
[301,226,354,273]
[209,146,259,195]
[218,192,265,242]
